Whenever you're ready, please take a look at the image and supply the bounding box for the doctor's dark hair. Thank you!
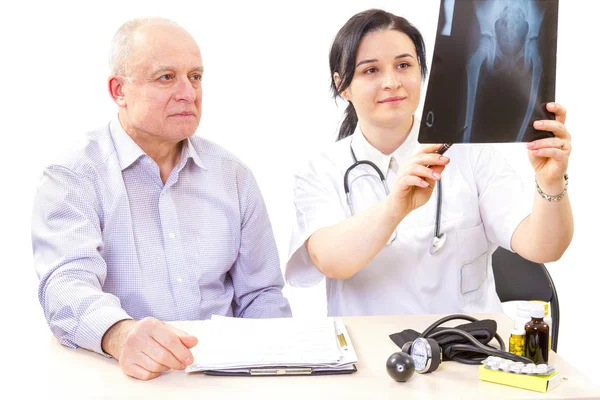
[329,9,428,141]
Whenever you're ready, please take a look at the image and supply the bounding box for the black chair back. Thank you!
[492,247,560,352]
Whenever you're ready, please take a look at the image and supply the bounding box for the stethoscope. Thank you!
[344,142,449,254]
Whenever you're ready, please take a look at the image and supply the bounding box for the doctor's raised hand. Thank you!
[387,143,450,219]
[285,9,574,318]
[526,102,570,194]
[510,102,573,262]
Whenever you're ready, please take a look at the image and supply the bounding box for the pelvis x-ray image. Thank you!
[418,0,558,144]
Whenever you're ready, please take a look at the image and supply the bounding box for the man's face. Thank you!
[118,24,203,143]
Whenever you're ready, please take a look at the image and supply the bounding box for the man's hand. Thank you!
[101,317,198,380]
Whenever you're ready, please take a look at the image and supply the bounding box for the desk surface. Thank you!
[28,313,599,399]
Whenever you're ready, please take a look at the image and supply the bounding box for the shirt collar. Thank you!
[110,118,145,171]
[110,118,206,171]
[350,116,421,175]
[181,137,206,170]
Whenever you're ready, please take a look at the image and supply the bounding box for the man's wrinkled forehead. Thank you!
[129,24,202,74]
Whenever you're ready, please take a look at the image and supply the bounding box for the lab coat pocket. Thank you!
[457,223,489,307]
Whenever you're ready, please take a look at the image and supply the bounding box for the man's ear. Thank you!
[333,72,350,102]
[108,75,127,107]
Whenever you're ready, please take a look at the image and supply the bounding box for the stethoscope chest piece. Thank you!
[430,233,446,255]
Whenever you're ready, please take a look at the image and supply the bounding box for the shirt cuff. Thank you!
[74,306,133,356]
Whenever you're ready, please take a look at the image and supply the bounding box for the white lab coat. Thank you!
[286,117,533,316]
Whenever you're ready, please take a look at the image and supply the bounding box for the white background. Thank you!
[0,0,598,384]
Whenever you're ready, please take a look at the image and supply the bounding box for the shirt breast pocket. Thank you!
[457,223,489,307]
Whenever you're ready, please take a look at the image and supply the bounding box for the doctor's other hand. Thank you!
[526,102,571,194]
[101,317,198,380]
[388,144,450,218]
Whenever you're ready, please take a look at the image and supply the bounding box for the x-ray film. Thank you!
[418,0,558,143]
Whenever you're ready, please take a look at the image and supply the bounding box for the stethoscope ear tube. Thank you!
[345,146,387,194]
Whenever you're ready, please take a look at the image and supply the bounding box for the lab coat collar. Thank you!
[350,116,421,176]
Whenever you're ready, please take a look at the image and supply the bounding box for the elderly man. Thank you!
[31,17,292,380]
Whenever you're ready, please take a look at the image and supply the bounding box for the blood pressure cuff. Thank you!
[389,319,498,363]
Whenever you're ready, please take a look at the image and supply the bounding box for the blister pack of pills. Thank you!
[481,356,555,376]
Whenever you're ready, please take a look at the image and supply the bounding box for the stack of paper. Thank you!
[185,316,358,375]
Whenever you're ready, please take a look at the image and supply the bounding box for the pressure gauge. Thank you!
[409,338,442,373]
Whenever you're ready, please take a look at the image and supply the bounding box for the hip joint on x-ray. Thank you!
[463,0,545,143]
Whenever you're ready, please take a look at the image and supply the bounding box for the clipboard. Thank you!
[185,317,358,376]
[203,364,358,376]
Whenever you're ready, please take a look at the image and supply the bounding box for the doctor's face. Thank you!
[342,29,421,131]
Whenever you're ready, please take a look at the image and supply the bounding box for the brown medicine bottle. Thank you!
[524,303,549,364]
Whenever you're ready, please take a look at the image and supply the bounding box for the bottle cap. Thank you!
[531,301,549,316]
[516,309,530,318]
[510,328,525,335]
[516,301,532,318]
[530,302,545,318]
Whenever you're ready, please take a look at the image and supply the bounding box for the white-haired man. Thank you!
[32,18,292,381]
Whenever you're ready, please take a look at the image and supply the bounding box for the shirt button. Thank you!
[169,232,176,239]
[176,277,183,283]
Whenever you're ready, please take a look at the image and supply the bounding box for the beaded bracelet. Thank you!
[536,174,568,202]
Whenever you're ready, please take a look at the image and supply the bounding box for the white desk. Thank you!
[24,313,600,399]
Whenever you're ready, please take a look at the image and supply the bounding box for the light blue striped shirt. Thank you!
[32,119,292,355]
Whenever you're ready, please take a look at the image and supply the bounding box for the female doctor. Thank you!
[285,9,573,316]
